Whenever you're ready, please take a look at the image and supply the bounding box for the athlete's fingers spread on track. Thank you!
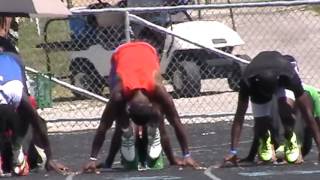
[219,154,239,168]
[170,157,182,166]
[82,161,100,174]
[183,157,205,170]
[47,160,70,175]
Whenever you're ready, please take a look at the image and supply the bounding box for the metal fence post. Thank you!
[125,11,131,42]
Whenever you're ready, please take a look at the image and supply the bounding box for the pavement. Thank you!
[6,119,320,180]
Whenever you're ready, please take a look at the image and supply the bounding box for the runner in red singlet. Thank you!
[83,41,200,172]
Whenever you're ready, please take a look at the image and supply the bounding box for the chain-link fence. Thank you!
[12,0,320,132]
[67,0,214,8]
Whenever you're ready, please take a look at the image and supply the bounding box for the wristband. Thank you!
[90,157,98,161]
[229,149,237,155]
[183,152,191,158]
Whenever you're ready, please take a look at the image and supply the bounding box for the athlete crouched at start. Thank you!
[83,41,201,173]
[0,52,68,176]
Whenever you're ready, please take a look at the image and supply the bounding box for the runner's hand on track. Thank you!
[82,160,99,174]
[221,154,239,167]
[47,159,70,175]
[182,156,203,169]
[171,156,201,169]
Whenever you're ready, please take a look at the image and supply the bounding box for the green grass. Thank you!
[18,18,74,99]
[309,5,320,14]
[19,19,71,74]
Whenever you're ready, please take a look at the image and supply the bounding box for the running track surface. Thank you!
[9,120,320,180]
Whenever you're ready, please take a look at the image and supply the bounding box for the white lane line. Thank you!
[204,166,222,180]
[117,176,181,180]
[66,172,80,180]
[66,174,75,180]
[239,170,320,177]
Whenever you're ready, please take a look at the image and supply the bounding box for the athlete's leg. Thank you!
[104,122,122,168]
[16,93,49,156]
[0,104,29,175]
[249,100,275,162]
[28,117,48,170]
[278,98,296,140]
[0,80,30,174]
[294,107,312,157]
[243,119,261,161]
[277,89,301,163]
[0,105,17,173]
[136,125,148,166]
[301,126,313,157]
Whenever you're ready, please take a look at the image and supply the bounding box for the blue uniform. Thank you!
[0,53,23,85]
[0,53,24,107]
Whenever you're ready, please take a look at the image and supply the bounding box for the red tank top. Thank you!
[112,42,160,97]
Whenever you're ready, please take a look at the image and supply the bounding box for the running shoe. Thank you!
[13,155,29,176]
[121,155,139,170]
[147,127,162,160]
[12,146,24,167]
[285,132,300,163]
[120,127,136,162]
[258,130,273,162]
[34,145,47,170]
[147,153,164,170]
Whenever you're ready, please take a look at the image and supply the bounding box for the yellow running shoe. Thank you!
[258,130,273,162]
[285,132,300,163]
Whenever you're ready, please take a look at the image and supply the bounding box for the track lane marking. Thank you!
[204,166,222,180]
[239,170,320,176]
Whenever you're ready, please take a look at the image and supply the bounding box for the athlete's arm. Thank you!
[221,83,249,167]
[230,90,249,152]
[307,86,320,119]
[104,123,122,168]
[158,115,181,165]
[296,93,320,159]
[303,85,320,131]
[153,83,200,168]
[83,99,122,173]
[17,93,52,159]
[18,94,70,173]
[84,77,127,172]
[89,98,121,159]
[241,133,259,162]
[288,75,320,160]
[153,84,189,156]
[316,118,320,134]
